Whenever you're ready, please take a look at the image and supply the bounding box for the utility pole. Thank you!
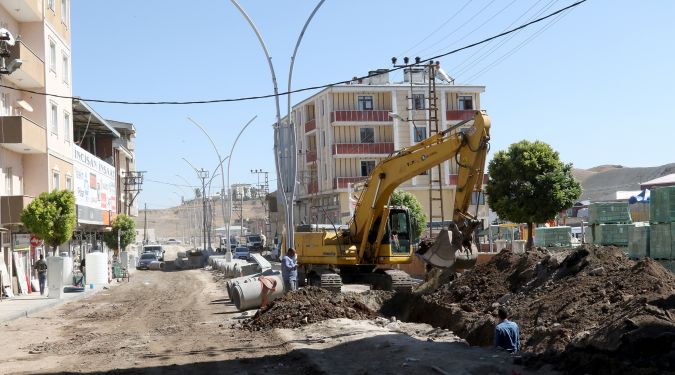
[143,203,148,245]
[122,171,145,216]
[198,168,209,251]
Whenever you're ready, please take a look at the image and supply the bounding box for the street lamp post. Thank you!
[183,158,210,252]
[226,116,257,255]
[230,0,325,250]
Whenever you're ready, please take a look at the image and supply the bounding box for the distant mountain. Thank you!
[572,163,675,202]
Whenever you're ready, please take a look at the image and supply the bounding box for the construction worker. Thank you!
[33,254,48,296]
[494,306,520,353]
[281,248,298,293]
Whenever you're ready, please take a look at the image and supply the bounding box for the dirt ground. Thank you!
[383,245,675,375]
[1,245,556,375]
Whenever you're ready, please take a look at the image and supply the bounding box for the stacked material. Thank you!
[588,202,632,224]
[650,223,675,260]
[649,187,675,264]
[650,187,675,223]
[590,223,633,246]
[534,226,572,247]
[627,223,650,259]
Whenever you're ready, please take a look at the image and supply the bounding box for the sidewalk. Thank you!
[0,286,106,323]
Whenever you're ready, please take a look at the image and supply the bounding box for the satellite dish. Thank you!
[16,100,33,112]
[0,28,16,46]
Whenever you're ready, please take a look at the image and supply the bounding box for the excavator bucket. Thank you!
[417,228,477,269]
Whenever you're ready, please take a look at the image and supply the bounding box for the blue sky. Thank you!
[71,0,674,209]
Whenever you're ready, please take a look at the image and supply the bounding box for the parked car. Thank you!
[166,238,181,245]
[234,246,250,260]
[143,245,165,261]
[137,253,157,270]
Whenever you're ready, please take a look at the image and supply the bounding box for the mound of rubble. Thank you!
[392,245,675,374]
[242,287,377,331]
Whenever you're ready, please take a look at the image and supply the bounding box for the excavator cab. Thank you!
[387,208,412,255]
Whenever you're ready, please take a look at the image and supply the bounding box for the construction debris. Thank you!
[242,287,377,331]
[383,245,675,374]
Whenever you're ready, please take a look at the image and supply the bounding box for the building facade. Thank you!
[0,0,73,293]
[288,67,489,230]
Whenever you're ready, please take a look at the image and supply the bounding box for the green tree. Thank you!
[103,214,137,255]
[390,190,427,241]
[485,140,582,249]
[21,190,76,255]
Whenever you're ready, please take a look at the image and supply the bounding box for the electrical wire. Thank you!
[0,0,587,107]
[398,0,473,57]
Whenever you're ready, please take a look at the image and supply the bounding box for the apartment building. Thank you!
[289,67,489,228]
[0,0,73,292]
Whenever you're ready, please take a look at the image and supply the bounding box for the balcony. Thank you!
[0,115,46,153]
[331,110,392,124]
[6,41,45,89]
[1,195,34,226]
[305,149,317,163]
[307,181,319,194]
[333,177,368,190]
[448,174,490,185]
[304,118,316,133]
[332,142,394,156]
[446,110,476,121]
[0,1,42,22]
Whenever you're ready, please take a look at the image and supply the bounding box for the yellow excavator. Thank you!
[286,111,491,292]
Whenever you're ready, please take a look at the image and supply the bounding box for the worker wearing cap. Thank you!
[281,248,298,293]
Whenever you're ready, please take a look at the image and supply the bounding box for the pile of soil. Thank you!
[242,287,377,331]
[393,245,675,374]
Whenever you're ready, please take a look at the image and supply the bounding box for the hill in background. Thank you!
[572,162,675,201]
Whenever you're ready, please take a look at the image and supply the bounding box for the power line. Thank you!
[0,0,587,107]
[398,0,473,57]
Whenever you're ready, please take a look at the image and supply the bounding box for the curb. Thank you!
[0,287,105,323]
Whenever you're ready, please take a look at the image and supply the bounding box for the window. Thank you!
[357,95,373,111]
[458,95,473,110]
[52,170,60,190]
[1,93,10,116]
[323,163,327,181]
[360,160,376,176]
[63,111,71,142]
[320,100,324,116]
[62,53,69,84]
[471,191,485,205]
[66,175,72,191]
[50,103,58,136]
[49,39,56,72]
[414,127,427,142]
[61,0,68,24]
[48,0,55,10]
[5,167,12,195]
[360,128,374,143]
[321,131,325,147]
[413,94,425,110]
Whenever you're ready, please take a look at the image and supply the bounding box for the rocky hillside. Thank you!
[573,163,675,201]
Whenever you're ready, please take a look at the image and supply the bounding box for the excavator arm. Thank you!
[348,111,491,264]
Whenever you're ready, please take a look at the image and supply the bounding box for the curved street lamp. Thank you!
[230,0,326,249]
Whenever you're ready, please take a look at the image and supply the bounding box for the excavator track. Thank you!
[383,270,413,293]
[310,272,342,293]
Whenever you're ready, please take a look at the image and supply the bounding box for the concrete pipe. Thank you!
[228,270,280,299]
[148,261,165,271]
[232,274,284,311]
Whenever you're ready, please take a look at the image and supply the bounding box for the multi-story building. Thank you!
[0,0,73,291]
[288,67,489,229]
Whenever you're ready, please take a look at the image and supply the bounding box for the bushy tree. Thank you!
[21,190,76,255]
[103,214,136,255]
[486,140,582,249]
[390,190,427,241]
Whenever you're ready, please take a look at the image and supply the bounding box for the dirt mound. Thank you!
[394,245,675,374]
[242,287,377,331]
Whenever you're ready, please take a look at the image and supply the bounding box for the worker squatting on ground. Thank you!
[494,306,520,353]
[281,248,298,293]
[33,254,48,296]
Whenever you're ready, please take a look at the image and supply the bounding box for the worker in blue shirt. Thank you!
[494,307,520,353]
[281,248,298,293]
